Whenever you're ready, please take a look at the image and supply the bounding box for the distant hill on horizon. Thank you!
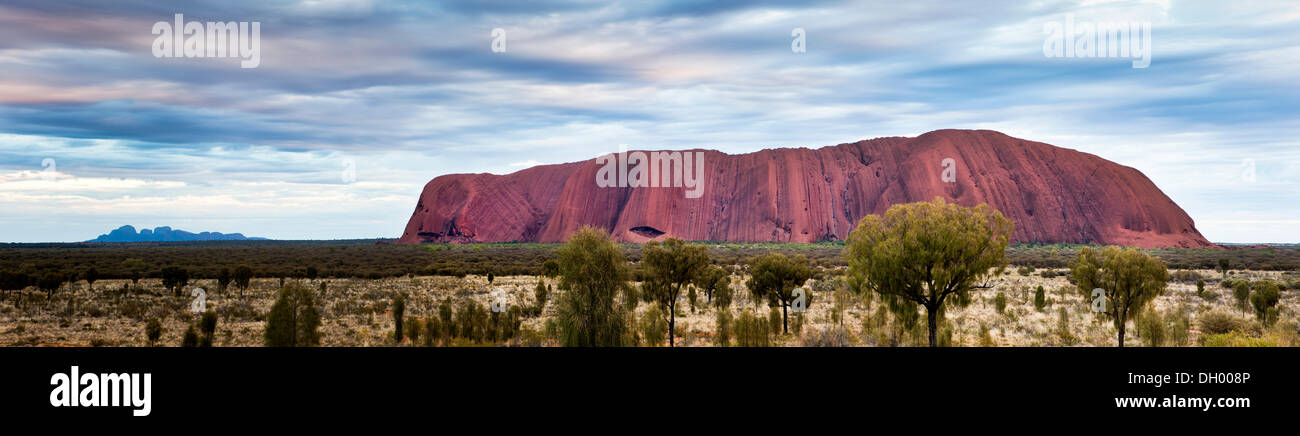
[87,225,268,242]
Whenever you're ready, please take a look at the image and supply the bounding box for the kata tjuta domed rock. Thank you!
[398,129,1212,249]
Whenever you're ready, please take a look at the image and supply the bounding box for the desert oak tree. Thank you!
[845,197,1013,347]
[1070,245,1169,347]
[640,238,710,346]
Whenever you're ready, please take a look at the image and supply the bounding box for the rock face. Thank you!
[398,129,1212,248]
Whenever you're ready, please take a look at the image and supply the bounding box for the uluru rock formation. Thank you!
[398,129,1212,248]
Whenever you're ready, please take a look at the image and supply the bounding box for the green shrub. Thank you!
[263,282,321,347]
[799,325,853,346]
[145,318,162,346]
[457,300,488,343]
[1251,280,1281,326]
[438,298,454,339]
[1166,308,1190,347]
[1232,281,1251,314]
[1170,270,1202,283]
[768,307,782,336]
[553,227,631,347]
[936,319,953,347]
[734,310,770,347]
[1200,331,1276,347]
[1136,308,1166,347]
[639,305,667,346]
[533,281,549,313]
[1033,285,1046,311]
[1198,311,1244,335]
[181,325,199,347]
[404,316,421,346]
[199,310,217,347]
[978,324,996,347]
[424,317,442,346]
[1055,307,1077,346]
[993,292,1008,314]
[714,309,733,347]
[392,293,406,343]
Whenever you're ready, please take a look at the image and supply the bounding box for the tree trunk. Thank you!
[668,299,676,347]
[1117,324,1126,348]
[777,303,789,334]
[926,305,938,347]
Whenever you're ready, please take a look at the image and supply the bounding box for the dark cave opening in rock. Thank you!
[629,226,666,238]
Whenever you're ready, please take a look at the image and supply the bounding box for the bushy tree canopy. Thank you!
[746,253,813,335]
[264,282,321,347]
[554,227,631,347]
[845,197,1013,347]
[1071,245,1169,347]
[640,238,710,346]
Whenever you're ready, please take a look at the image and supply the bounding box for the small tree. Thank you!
[733,310,770,347]
[687,286,698,313]
[693,265,730,306]
[845,198,1013,347]
[425,316,443,346]
[639,305,668,346]
[263,282,321,347]
[1055,307,1077,346]
[533,280,549,313]
[233,265,253,297]
[746,253,813,335]
[38,272,61,299]
[217,268,232,294]
[714,309,733,347]
[993,292,1008,314]
[1218,258,1231,279]
[393,293,406,344]
[714,276,733,309]
[181,325,200,347]
[553,227,632,347]
[1250,280,1280,326]
[122,258,147,285]
[84,268,98,291]
[404,316,421,346]
[438,298,455,340]
[199,310,218,347]
[713,276,735,347]
[541,259,560,278]
[1033,285,1047,311]
[486,272,495,285]
[640,238,710,346]
[1136,308,1166,347]
[160,266,189,296]
[1232,281,1251,315]
[501,305,522,341]
[145,318,163,346]
[1196,279,1206,298]
[0,271,31,299]
[457,300,488,343]
[1071,246,1169,347]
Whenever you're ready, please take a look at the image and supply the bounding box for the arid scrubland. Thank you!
[2,266,1296,347]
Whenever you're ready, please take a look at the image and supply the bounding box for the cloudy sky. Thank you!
[1,0,1297,242]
